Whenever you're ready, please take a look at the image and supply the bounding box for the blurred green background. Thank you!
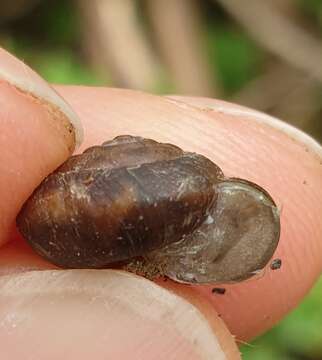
[0,1,321,358]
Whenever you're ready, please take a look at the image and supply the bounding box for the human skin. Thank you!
[0,47,321,359]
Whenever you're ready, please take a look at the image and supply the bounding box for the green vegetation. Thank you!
[207,25,263,96]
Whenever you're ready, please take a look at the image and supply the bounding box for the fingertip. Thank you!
[0,270,238,359]
[165,95,322,339]
[0,49,83,246]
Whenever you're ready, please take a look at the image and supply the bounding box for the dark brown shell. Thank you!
[17,135,224,268]
[17,135,281,284]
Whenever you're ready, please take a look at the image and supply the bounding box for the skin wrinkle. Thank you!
[166,96,322,161]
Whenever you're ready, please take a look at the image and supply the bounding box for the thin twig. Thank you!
[146,0,217,96]
[77,0,160,90]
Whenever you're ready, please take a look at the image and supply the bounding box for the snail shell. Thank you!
[17,135,280,284]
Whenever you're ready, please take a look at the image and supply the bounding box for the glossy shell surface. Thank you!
[17,135,281,283]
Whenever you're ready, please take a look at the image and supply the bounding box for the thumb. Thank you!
[0,270,240,359]
[0,47,83,246]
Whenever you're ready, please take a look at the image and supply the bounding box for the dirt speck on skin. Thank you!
[202,107,214,112]
[270,258,282,270]
[212,287,226,295]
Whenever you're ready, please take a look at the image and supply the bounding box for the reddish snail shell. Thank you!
[17,135,280,284]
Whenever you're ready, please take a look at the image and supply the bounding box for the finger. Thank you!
[166,95,322,339]
[0,270,239,359]
[3,86,321,342]
[0,47,83,247]
[53,87,322,341]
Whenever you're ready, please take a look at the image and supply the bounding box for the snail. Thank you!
[16,135,280,284]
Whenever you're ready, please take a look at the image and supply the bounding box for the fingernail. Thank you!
[0,47,83,148]
[0,270,226,359]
